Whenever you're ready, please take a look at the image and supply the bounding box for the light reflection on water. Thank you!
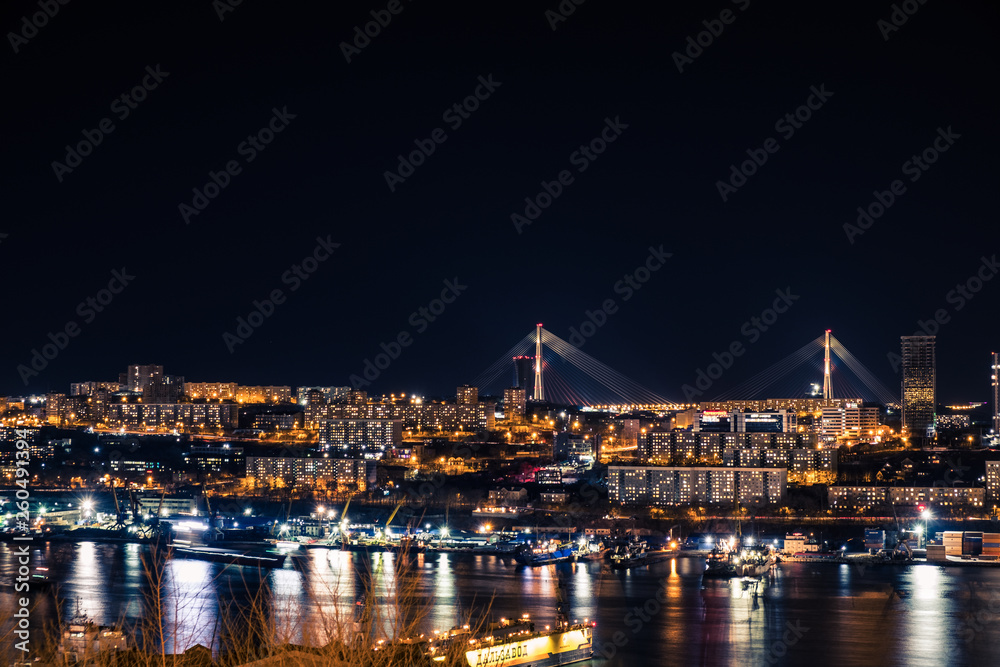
[3,543,1000,665]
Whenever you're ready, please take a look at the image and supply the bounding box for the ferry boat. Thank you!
[416,616,594,667]
[462,618,594,667]
[513,540,576,566]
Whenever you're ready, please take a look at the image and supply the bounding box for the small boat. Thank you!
[945,555,1000,565]
[31,567,53,588]
[172,546,287,568]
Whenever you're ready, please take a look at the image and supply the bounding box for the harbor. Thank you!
[6,539,1000,666]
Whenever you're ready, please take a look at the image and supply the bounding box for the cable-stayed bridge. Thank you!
[472,325,677,407]
[471,326,898,408]
[710,332,898,405]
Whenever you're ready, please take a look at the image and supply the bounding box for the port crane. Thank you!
[109,480,127,530]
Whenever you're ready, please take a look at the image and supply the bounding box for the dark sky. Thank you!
[2,0,997,404]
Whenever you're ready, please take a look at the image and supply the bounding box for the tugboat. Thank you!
[58,600,128,664]
[609,535,649,570]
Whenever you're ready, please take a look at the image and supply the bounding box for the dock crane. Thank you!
[340,495,353,548]
[376,500,406,546]
[110,480,127,530]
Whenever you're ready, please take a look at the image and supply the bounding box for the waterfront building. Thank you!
[888,486,985,510]
[246,456,375,490]
[829,485,985,513]
[827,486,889,513]
[137,494,198,516]
[608,465,787,505]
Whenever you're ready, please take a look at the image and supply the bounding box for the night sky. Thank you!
[3,0,997,403]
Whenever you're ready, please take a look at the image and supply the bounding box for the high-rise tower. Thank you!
[901,336,936,441]
[992,352,999,435]
[823,330,832,401]
[533,323,545,401]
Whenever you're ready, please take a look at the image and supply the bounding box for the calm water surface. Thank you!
[2,542,999,666]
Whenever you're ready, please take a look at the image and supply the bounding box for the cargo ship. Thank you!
[513,541,576,566]
[171,545,287,568]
